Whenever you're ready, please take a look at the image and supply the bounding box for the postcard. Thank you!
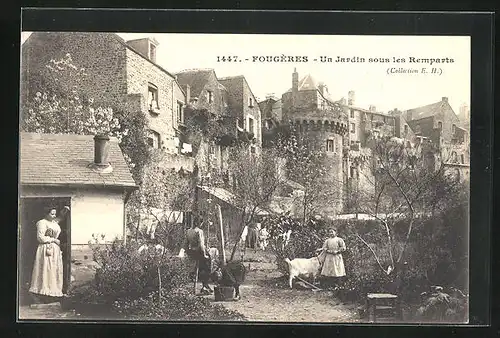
[18,29,471,324]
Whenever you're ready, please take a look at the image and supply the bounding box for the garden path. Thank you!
[203,248,360,323]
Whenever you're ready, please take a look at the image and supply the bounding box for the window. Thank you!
[148,84,159,112]
[149,43,156,62]
[248,117,255,134]
[451,151,458,163]
[209,143,215,155]
[461,154,465,164]
[250,146,256,154]
[146,130,160,149]
[176,101,183,123]
[452,124,456,134]
[438,121,443,130]
[350,110,354,118]
[404,125,408,134]
[326,139,335,152]
[249,97,254,107]
[207,90,214,103]
[455,168,461,182]
[350,123,356,133]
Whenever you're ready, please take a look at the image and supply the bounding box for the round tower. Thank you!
[281,69,349,216]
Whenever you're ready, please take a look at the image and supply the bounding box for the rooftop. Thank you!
[20,133,137,189]
[406,98,454,121]
[175,69,216,98]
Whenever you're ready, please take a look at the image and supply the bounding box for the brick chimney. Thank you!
[292,68,299,106]
[183,84,191,103]
[126,37,159,63]
[442,97,448,103]
[292,68,299,92]
[369,105,376,112]
[94,134,110,167]
[348,90,355,106]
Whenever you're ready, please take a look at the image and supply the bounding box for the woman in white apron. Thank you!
[318,227,346,288]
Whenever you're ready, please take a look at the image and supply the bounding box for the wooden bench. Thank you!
[366,293,403,322]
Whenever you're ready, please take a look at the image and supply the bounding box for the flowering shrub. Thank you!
[22,53,125,141]
[113,289,246,321]
[88,239,191,303]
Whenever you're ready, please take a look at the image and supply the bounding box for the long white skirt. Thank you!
[29,242,64,297]
[319,252,346,277]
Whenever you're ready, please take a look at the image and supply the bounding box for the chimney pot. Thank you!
[348,90,355,106]
[184,84,191,103]
[94,134,110,166]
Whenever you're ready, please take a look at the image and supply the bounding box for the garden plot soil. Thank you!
[202,249,360,323]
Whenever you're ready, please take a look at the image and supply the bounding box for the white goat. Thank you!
[284,256,322,289]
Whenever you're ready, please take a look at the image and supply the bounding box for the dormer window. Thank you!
[148,84,159,114]
[146,130,160,149]
[149,43,157,63]
[249,97,254,107]
[207,90,214,103]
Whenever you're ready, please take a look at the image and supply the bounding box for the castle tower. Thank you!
[280,69,349,216]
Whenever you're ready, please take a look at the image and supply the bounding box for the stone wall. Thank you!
[21,32,128,108]
[21,32,184,155]
[125,47,184,153]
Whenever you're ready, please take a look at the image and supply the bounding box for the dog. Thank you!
[211,261,247,300]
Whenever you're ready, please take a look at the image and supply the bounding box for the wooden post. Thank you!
[193,261,199,295]
[217,204,226,265]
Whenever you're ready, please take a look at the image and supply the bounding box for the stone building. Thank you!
[175,69,264,241]
[271,68,349,215]
[21,32,188,156]
[20,32,195,237]
[400,97,470,182]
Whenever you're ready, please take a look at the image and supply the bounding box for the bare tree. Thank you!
[222,145,286,261]
[353,135,463,275]
[275,130,344,224]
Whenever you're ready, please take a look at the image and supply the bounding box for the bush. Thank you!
[267,208,468,305]
[415,286,468,322]
[113,289,246,321]
[84,239,191,304]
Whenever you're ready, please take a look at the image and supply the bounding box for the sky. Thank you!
[21,32,470,115]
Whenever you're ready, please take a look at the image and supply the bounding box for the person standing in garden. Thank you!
[318,227,346,288]
[184,216,212,295]
[30,205,70,304]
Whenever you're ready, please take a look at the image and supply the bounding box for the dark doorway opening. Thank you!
[18,197,71,306]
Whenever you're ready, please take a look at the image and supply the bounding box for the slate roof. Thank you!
[174,69,215,98]
[405,101,445,121]
[286,74,337,103]
[20,133,137,188]
[198,185,270,216]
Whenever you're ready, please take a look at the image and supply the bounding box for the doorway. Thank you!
[18,197,71,306]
